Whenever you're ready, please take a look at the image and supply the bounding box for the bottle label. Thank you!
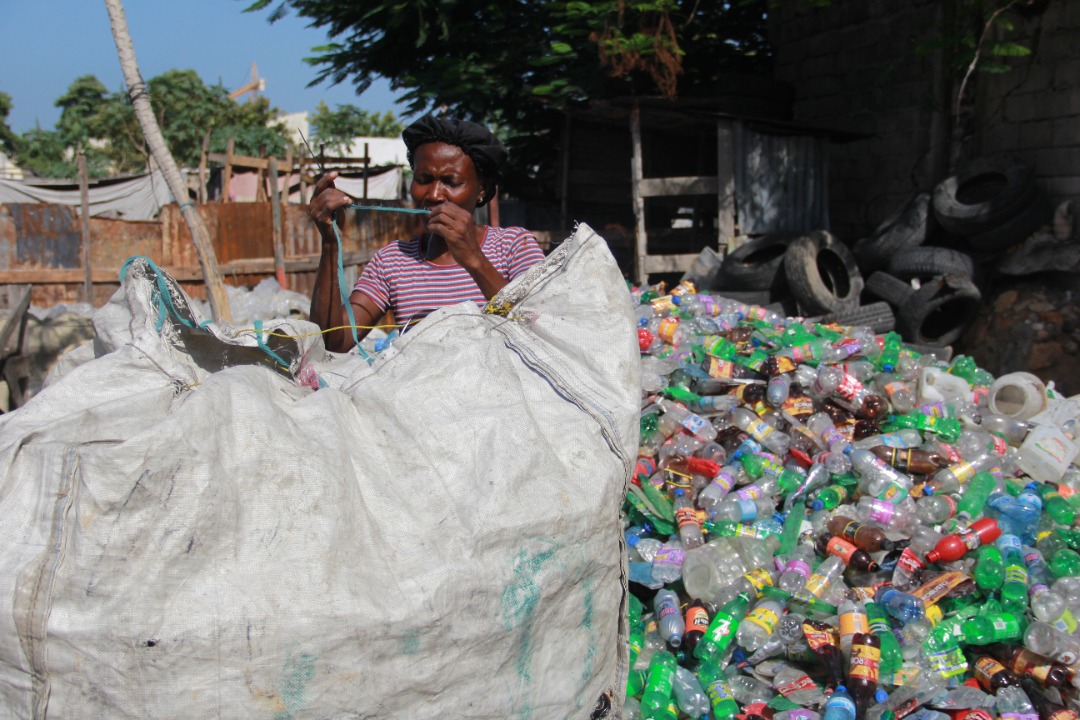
[712,471,736,494]
[657,603,679,622]
[822,426,847,448]
[680,411,710,436]
[827,536,859,565]
[744,567,774,594]
[991,435,1008,455]
[657,317,680,344]
[743,415,775,441]
[839,610,870,637]
[877,480,910,504]
[698,296,720,316]
[836,373,864,401]
[783,395,815,418]
[828,694,857,716]
[868,500,896,525]
[737,499,759,522]
[705,678,736,705]
[686,605,710,633]
[928,645,968,679]
[877,432,907,449]
[708,358,738,379]
[735,484,762,502]
[653,546,685,568]
[787,711,816,720]
[1000,713,1038,720]
[1005,563,1028,586]
[938,443,964,463]
[957,525,982,551]
[675,506,700,530]
[1055,608,1078,634]
[974,656,1006,685]
[785,559,811,579]
[849,641,881,681]
[958,711,996,720]
[776,674,819,698]
[745,606,780,634]
[951,460,978,485]
[803,572,829,597]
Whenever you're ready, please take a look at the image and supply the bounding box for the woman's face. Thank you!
[410,142,483,220]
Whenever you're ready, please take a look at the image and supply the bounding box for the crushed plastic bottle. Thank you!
[622,281,1080,720]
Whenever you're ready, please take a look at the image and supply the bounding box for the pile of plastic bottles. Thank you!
[623,279,1080,720]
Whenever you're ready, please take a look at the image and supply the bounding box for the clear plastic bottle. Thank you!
[823,685,857,720]
[916,494,959,525]
[891,527,944,591]
[855,495,920,535]
[728,671,775,705]
[807,412,854,456]
[794,555,845,603]
[772,662,827,706]
[672,488,705,549]
[730,406,791,456]
[696,463,743,515]
[767,373,793,407]
[778,545,817,592]
[651,536,686,584]
[657,397,719,443]
[821,329,878,365]
[850,448,914,504]
[654,588,685,648]
[1024,621,1080,666]
[837,598,870,661]
[876,372,918,413]
[994,685,1036,720]
[852,428,923,450]
[736,597,785,652]
[672,664,710,718]
[711,495,777,523]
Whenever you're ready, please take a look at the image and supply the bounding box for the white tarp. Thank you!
[0,171,176,221]
[0,223,638,719]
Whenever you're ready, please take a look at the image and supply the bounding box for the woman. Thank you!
[308,115,546,352]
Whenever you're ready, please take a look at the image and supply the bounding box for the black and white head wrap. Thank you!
[402,115,507,206]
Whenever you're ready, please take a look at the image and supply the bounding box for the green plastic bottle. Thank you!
[974,544,1005,592]
[922,621,969,684]
[694,593,750,666]
[1050,548,1080,579]
[739,453,803,495]
[628,594,645,669]
[1038,484,1079,527]
[697,659,739,720]
[961,612,1023,645]
[640,651,678,720]
[956,471,998,523]
[999,536,1030,616]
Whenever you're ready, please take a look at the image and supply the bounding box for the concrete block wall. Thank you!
[769,0,1080,241]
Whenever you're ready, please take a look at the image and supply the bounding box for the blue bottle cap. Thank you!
[812,499,825,511]
[673,488,686,498]
[626,535,640,547]
[773,513,786,526]
[671,295,683,305]
[875,689,889,703]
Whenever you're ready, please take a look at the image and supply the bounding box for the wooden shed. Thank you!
[555,93,851,283]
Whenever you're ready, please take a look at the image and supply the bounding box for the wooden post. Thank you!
[77,145,93,304]
[198,131,210,204]
[283,145,293,205]
[630,105,648,285]
[298,155,307,204]
[363,141,370,200]
[255,145,268,203]
[105,0,231,321]
[222,137,235,203]
[268,155,287,289]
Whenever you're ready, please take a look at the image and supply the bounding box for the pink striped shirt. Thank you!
[353,226,545,325]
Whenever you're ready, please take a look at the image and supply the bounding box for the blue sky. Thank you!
[0,0,412,134]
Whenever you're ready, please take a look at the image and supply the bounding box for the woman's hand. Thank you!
[308,172,352,239]
[426,201,483,267]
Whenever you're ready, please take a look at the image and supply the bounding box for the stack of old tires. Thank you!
[697,155,1048,348]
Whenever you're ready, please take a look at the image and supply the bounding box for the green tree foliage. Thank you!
[310,102,403,153]
[0,91,20,158]
[246,0,771,197]
[16,71,292,178]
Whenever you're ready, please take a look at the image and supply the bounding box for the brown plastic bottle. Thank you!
[816,533,880,572]
[828,514,895,552]
[848,632,880,720]
[869,446,947,475]
[986,642,1071,688]
[972,655,1019,692]
[1021,677,1080,720]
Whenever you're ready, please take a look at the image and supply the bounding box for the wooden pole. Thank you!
[198,131,209,204]
[77,145,93,305]
[255,144,268,203]
[105,0,231,322]
[298,155,307,203]
[283,145,293,204]
[223,137,235,203]
[268,155,287,289]
[363,141,370,200]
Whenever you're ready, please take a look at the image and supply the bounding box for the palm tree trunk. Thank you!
[104,0,232,322]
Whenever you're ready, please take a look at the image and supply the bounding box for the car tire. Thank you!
[784,230,864,315]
